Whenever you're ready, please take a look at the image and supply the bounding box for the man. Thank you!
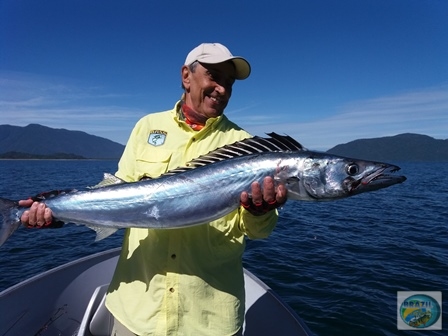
[20,43,287,336]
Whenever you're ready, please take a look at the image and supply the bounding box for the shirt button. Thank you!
[171,254,176,259]
[169,288,175,293]
[192,138,196,141]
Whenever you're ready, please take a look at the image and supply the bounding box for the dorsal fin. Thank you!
[163,133,304,176]
[266,132,305,150]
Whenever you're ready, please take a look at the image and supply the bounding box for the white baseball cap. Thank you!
[184,43,251,80]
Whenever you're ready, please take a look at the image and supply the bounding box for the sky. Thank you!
[1,0,447,151]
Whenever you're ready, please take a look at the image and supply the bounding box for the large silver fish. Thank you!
[0,133,406,246]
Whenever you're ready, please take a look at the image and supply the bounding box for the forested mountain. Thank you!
[1,124,446,161]
[327,133,448,162]
[0,124,124,159]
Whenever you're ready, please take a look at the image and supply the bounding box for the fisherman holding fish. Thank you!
[1,42,406,335]
[19,43,287,336]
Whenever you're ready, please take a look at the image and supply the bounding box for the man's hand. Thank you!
[240,176,287,216]
[19,199,53,228]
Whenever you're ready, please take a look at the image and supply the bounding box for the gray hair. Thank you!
[181,61,199,90]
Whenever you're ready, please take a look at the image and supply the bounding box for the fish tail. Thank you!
[0,197,22,247]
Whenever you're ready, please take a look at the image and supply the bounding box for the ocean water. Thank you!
[0,160,447,335]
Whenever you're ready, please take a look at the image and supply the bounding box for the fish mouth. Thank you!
[351,165,406,192]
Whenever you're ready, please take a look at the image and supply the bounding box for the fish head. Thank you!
[339,159,406,196]
[292,155,406,200]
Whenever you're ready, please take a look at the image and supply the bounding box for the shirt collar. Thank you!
[174,100,222,130]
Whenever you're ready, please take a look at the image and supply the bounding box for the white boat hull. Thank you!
[0,248,312,335]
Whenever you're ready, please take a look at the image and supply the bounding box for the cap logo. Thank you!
[148,130,167,147]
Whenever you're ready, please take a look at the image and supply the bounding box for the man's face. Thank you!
[182,61,236,119]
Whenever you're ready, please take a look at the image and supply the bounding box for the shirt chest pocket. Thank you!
[135,147,173,179]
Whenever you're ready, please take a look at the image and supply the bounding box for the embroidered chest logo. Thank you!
[148,130,167,147]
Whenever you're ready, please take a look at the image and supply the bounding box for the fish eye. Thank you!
[346,163,359,176]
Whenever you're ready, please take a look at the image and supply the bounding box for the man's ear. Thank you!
[181,66,190,90]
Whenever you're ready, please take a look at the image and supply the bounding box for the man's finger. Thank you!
[44,208,53,225]
[27,202,39,226]
[250,181,263,205]
[262,177,276,203]
[36,203,46,227]
[21,210,30,227]
[276,184,287,204]
[18,199,34,207]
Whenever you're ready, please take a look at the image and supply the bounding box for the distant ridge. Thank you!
[0,124,125,159]
[326,133,448,162]
[1,125,445,162]
[0,151,86,160]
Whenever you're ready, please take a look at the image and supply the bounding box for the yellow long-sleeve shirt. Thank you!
[105,101,278,336]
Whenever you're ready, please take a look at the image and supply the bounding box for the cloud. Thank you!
[2,71,447,150]
[0,71,147,144]
[234,85,448,150]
